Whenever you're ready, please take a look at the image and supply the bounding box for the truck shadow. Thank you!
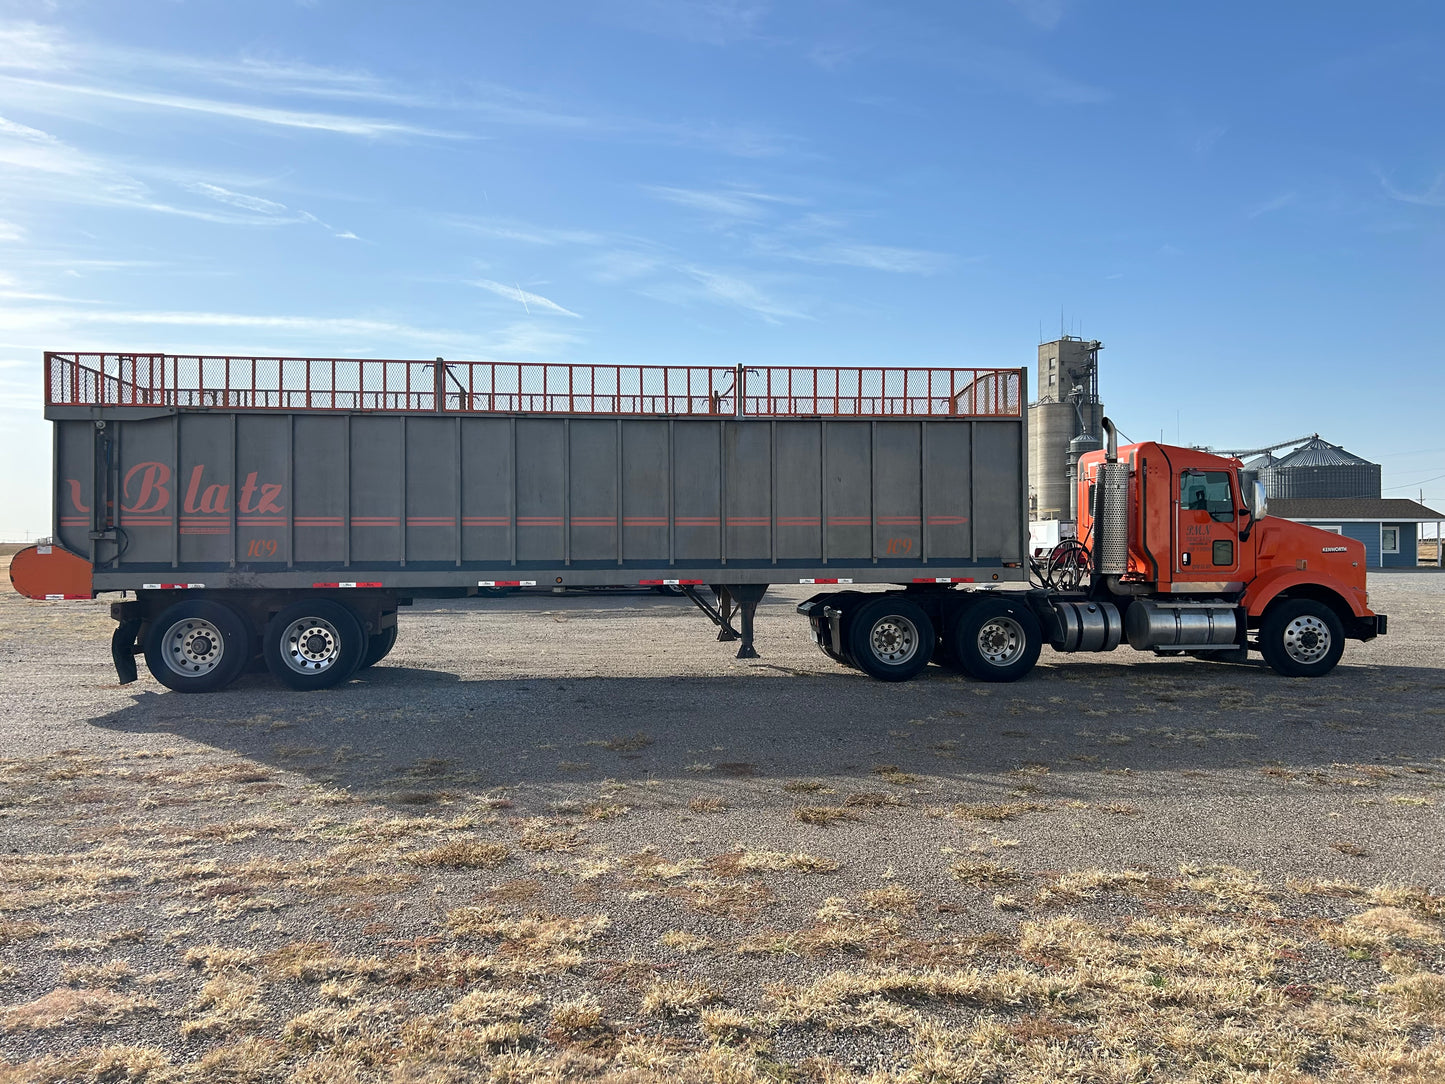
[87,657,1444,810]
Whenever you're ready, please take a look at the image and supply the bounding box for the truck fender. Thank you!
[1242,568,1368,621]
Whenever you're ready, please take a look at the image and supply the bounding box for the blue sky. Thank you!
[1,1,1443,539]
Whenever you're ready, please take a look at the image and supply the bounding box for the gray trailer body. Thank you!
[53,410,1028,591]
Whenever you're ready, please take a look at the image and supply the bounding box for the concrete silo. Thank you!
[1028,337,1103,521]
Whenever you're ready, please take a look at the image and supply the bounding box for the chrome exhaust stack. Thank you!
[1093,417,1130,579]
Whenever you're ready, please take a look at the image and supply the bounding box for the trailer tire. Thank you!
[359,623,398,670]
[1259,599,1344,678]
[847,597,934,682]
[143,600,252,694]
[952,597,1042,683]
[264,599,367,691]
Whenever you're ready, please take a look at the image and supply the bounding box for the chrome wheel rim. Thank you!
[161,617,227,677]
[976,616,1026,667]
[869,615,919,665]
[281,617,344,674]
[1282,615,1331,665]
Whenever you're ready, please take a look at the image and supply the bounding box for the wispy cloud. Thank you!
[1009,0,1070,30]
[0,113,356,233]
[446,216,609,247]
[773,241,951,274]
[674,266,809,323]
[1377,170,1445,208]
[646,184,804,220]
[598,0,770,46]
[0,218,22,241]
[187,181,290,216]
[0,304,582,360]
[471,279,582,318]
[0,75,466,139]
[1248,192,1297,219]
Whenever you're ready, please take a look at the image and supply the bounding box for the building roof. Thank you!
[1273,436,1375,469]
[1243,452,1277,471]
[1270,498,1445,522]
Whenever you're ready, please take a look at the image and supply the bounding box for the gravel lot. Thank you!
[1,568,1442,1082]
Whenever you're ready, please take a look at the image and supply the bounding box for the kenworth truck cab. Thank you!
[1068,425,1385,675]
[800,419,1385,681]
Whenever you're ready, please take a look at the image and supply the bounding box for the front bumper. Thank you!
[1351,613,1387,641]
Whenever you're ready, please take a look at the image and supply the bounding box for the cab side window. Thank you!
[1180,471,1235,521]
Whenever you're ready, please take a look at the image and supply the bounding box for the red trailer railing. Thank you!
[45,353,1022,418]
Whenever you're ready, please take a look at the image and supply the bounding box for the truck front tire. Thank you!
[952,597,1042,683]
[1259,599,1344,678]
[846,596,934,682]
[264,599,367,690]
[143,600,251,694]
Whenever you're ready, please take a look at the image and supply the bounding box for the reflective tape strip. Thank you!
[799,578,853,584]
[912,577,975,584]
[142,583,205,589]
[312,582,383,589]
[44,593,90,600]
[638,579,705,586]
[478,580,537,587]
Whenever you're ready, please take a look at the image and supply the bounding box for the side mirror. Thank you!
[1239,480,1267,542]
[1248,479,1268,521]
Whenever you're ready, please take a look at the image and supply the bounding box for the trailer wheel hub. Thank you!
[281,618,342,672]
[161,618,226,676]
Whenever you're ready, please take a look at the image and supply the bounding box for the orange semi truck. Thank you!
[10,353,1383,691]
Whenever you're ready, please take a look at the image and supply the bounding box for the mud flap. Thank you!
[111,618,142,685]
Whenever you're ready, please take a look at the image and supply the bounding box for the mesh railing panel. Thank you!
[45,354,1021,418]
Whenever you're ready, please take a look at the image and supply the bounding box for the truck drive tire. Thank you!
[264,599,367,691]
[143,600,252,694]
[1259,599,1344,678]
[846,596,934,682]
[359,623,398,670]
[952,597,1042,683]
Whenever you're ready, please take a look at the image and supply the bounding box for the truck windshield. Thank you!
[1180,471,1234,520]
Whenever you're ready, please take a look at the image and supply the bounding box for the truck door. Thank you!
[1174,468,1242,583]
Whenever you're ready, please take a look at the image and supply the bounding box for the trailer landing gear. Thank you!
[684,584,768,659]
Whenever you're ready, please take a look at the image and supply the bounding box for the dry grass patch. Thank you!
[60,960,133,988]
[871,764,920,785]
[641,979,723,1018]
[793,805,856,826]
[450,987,542,1022]
[184,943,260,971]
[405,840,512,869]
[948,801,1048,822]
[782,779,832,794]
[0,919,46,943]
[660,929,715,953]
[1380,970,1445,1015]
[1,987,156,1031]
[593,731,654,752]
[843,791,907,809]
[549,996,605,1035]
[862,885,920,913]
[180,974,265,1037]
[715,848,840,874]
[949,860,1022,886]
[687,797,726,813]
